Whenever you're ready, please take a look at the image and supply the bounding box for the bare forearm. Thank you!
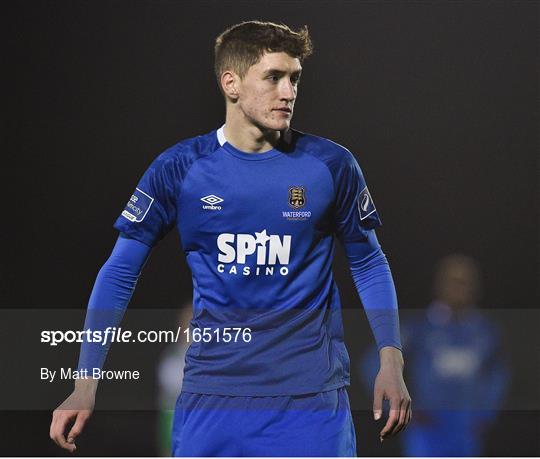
[379,346,404,370]
[74,378,99,395]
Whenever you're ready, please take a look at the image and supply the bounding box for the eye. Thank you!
[267,75,279,83]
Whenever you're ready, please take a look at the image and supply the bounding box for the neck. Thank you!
[436,297,472,314]
[224,106,281,153]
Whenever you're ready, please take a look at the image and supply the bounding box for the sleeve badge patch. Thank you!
[358,186,377,220]
[121,188,154,222]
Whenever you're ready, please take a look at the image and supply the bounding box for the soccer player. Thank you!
[50,21,411,456]
[358,254,506,456]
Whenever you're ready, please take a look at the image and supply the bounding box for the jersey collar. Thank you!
[217,125,291,161]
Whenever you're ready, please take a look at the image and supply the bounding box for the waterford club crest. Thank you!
[288,186,306,209]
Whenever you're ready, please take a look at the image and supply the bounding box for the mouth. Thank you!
[273,107,292,114]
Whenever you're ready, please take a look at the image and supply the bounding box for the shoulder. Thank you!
[291,129,359,172]
[467,310,500,336]
[147,129,220,178]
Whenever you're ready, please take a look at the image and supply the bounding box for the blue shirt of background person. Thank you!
[359,254,508,456]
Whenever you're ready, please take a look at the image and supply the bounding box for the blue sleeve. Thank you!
[77,235,152,373]
[344,230,402,351]
[333,149,382,242]
[113,150,179,247]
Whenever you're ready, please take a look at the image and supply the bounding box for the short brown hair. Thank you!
[214,21,313,84]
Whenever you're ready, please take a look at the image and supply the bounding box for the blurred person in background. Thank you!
[359,253,508,456]
[156,304,192,456]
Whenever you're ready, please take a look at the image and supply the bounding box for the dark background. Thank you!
[1,0,538,456]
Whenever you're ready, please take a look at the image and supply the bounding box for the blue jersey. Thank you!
[114,127,381,396]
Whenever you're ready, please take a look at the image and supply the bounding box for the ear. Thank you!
[221,70,240,101]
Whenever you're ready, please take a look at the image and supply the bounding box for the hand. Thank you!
[50,380,97,452]
[373,347,412,442]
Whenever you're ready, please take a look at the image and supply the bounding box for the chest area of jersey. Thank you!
[177,155,334,252]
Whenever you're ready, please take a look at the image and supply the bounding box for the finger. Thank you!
[379,397,400,440]
[380,408,399,439]
[67,411,90,445]
[51,410,77,452]
[373,387,383,421]
[49,412,58,441]
[53,420,76,452]
[50,412,63,446]
[402,404,412,431]
[391,398,409,436]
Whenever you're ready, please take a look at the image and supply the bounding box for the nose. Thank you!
[279,78,296,101]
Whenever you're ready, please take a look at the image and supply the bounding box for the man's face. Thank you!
[235,51,302,131]
[436,262,480,309]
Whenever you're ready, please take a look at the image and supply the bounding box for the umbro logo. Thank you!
[201,194,223,211]
[201,195,224,205]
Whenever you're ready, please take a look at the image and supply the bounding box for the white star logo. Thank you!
[254,229,271,246]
